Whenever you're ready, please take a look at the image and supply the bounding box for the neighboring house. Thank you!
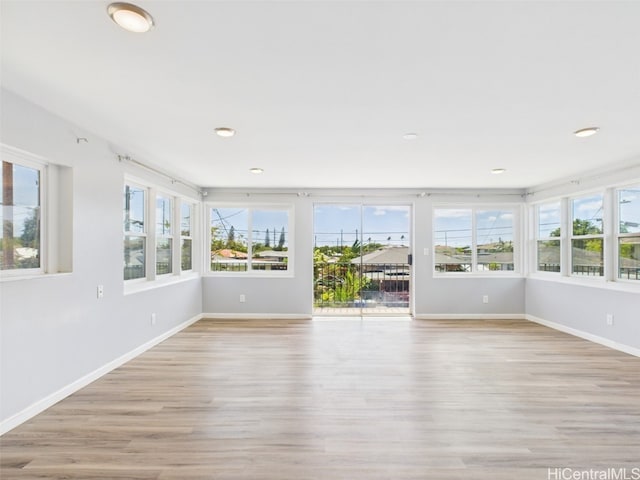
[350,246,410,299]
[255,250,289,263]
[211,249,248,262]
[350,246,410,269]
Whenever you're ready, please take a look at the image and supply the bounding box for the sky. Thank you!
[433,208,514,247]
[0,163,40,239]
[211,208,290,248]
[313,205,410,248]
[208,192,640,251]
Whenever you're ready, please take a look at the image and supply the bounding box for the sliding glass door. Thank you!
[313,204,411,316]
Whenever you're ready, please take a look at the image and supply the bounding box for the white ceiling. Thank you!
[2,1,640,190]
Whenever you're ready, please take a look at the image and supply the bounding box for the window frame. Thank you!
[155,193,174,277]
[432,204,521,276]
[180,201,194,272]
[124,182,149,283]
[1,150,47,278]
[569,192,605,279]
[207,203,294,277]
[615,183,640,283]
[529,183,640,289]
[124,176,200,291]
[534,200,563,275]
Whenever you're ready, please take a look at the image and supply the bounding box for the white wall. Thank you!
[0,90,203,429]
[524,163,640,354]
[2,87,637,433]
[201,190,527,318]
[413,196,526,317]
[526,279,640,351]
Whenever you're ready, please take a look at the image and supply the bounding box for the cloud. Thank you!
[373,209,386,216]
[539,211,559,221]
[500,213,513,220]
[434,208,470,219]
[576,200,603,213]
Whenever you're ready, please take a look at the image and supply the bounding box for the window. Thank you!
[536,202,561,273]
[1,159,42,272]
[210,206,291,273]
[124,180,199,284]
[124,184,146,280]
[180,203,193,271]
[618,186,640,281]
[156,195,173,275]
[571,194,604,277]
[476,209,514,271]
[434,207,517,274]
[434,209,472,272]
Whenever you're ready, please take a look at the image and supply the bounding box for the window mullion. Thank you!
[173,197,181,275]
[471,207,477,273]
[247,208,253,270]
[147,187,157,281]
[560,197,569,276]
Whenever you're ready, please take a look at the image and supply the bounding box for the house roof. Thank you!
[213,249,248,259]
[351,246,409,265]
[256,250,289,258]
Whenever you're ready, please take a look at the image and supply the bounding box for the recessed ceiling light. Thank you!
[249,167,264,174]
[403,133,419,140]
[215,127,236,138]
[491,168,506,175]
[573,127,600,138]
[107,3,154,33]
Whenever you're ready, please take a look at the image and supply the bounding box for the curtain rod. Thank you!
[525,162,640,198]
[117,155,202,197]
[205,189,526,198]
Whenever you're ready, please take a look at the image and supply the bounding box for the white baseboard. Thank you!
[0,313,204,436]
[414,313,526,320]
[202,313,312,320]
[525,314,640,357]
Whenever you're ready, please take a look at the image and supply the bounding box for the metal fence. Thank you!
[314,262,410,308]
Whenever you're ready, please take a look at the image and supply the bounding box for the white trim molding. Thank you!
[414,313,526,320]
[202,313,312,321]
[0,314,203,436]
[525,314,640,358]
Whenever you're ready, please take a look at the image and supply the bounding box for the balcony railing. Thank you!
[314,262,409,309]
[620,267,640,280]
[211,261,288,272]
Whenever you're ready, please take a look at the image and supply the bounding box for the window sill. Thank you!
[204,271,295,279]
[433,273,524,279]
[124,271,200,295]
[0,271,72,283]
[527,273,640,293]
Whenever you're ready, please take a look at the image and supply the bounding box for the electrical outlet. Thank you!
[151,313,157,325]
[239,294,246,303]
[482,295,489,304]
[606,314,614,326]
[97,285,104,299]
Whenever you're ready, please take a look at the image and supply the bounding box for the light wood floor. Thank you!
[2,318,639,479]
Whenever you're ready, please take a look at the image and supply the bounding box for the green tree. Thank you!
[552,219,603,253]
[264,228,270,248]
[277,227,285,250]
[551,219,601,237]
[226,226,235,247]
[20,208,39,248]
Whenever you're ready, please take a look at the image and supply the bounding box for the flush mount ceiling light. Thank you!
[402,133,419,140]
[573,127,600,138]
[491,168,506,175]
[249,167,264,174]
[214,127,236,138]
[107,3,154,33]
